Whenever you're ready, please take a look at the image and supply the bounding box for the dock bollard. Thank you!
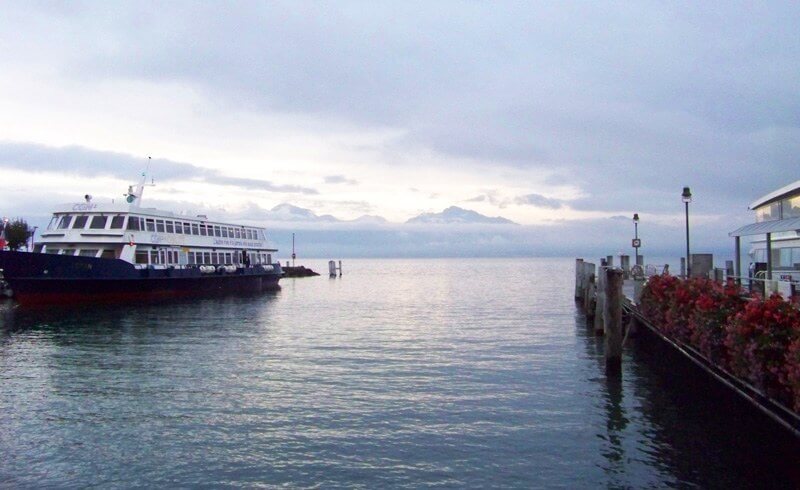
[604,268,624,375]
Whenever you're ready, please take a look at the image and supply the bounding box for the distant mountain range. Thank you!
[406,206,517,225]
[265,204,387,224]
[263,204,515,225]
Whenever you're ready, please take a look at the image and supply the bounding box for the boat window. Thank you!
[202,252,211,264]
[145,219,155,232]
[180,222,189,234]
[73,216,88,229]
[156,220,165,233]
[135,251,149,264]
[61,249,76,255]
[229,227,235,238]
[57,215,73,229]
[267,254,271,264]
[165,221,174,233]
[191,223,199,235]
[173,221,182,234]
[90,216,108,229]
[200,224,208,236]
[101,249,116,259]
[127,216,141,231]
[47,216,58,230]
[188,252,196,264]
[212,226,219,237]
[110,215,125,229]
[79,249,98,257]
[150,250,160,264]
[47,248,60,254]
[219,227,227,238]
[234,228,241,239]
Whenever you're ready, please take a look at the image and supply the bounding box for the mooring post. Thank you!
[604,268,624,375]
[594,265,606,335]
[585,273,596,324]
[575,258,584,300]
[620,255,630,279]
[725,260,734,281]
[583,262,595,305]
[584,272,594,312]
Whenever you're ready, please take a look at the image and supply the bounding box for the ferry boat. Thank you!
[729,179,800,284]
[0,174,283,305]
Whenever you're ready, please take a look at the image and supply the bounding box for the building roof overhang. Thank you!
[729,216,800,237]
[749,180,800,210]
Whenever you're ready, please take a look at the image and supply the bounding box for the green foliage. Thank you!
[4,218,32,251]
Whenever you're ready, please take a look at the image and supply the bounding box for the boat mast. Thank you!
[126,156,154,208]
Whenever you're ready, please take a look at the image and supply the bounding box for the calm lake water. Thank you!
[1,258,797,488]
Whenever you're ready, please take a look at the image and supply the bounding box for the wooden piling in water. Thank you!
[575,258,584,300]
[594,264,606,335]
[604,268,624,375]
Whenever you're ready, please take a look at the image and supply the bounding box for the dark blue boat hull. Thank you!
[0,250,281,305]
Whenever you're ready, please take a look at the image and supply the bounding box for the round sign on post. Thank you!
[632,238,641,248]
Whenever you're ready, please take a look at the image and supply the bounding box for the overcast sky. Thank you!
[1,1,797,257]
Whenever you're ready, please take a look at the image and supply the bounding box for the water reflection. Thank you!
[576,305,800,488]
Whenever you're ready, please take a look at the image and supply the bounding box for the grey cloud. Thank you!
[3,2,799,220]
[0,142,318,195]
[514,193,563,209]
[213,175,317,194]
[324,175,359,185]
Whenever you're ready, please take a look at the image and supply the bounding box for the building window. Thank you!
[90,216,108,229]
[110,216,125,229]
[783,196,800,220]
[755,202,781,222]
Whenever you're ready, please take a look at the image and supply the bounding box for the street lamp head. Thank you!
[633,213,639,223]
[681,186,692,203]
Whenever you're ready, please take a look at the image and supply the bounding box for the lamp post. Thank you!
[632,213,640,266]
[682,186,692,278]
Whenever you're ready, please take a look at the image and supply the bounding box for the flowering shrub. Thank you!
[784,338,800,411]
[689,279,746,368]
[724,294,800,402]
[639,275,800,411]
